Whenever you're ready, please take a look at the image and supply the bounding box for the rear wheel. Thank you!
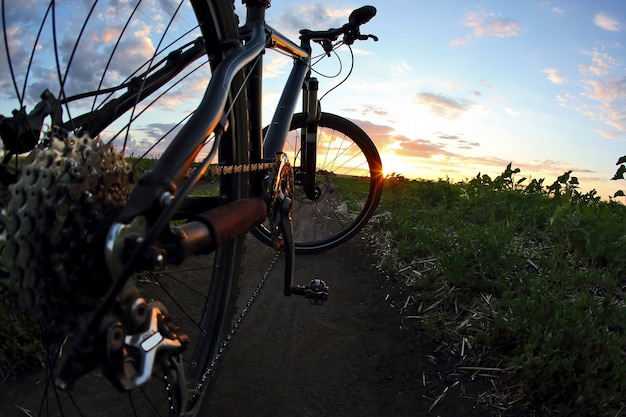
[254,112,383,253]
[0,1,250,415]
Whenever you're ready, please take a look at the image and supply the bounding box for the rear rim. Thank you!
[0,1,250,415]
[255,112,383,253]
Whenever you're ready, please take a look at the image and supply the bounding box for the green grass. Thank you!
[326,174,372,213]
[371,166,626,416]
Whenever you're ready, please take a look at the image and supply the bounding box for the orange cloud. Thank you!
[414,92,476,120]
[543,68,566,84]
[593,12,623,32]
[451,9,522,45]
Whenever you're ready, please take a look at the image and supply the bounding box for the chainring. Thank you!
[267,154,294,249]
[1,134,135,326]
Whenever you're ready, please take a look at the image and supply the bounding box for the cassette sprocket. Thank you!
[1,135,135,326]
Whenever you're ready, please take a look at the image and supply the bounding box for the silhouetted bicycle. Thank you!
[0,1,382,415]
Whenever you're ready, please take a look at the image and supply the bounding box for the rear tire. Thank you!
[0,1,249,415]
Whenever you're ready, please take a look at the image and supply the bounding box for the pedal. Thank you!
[291,279,329,304]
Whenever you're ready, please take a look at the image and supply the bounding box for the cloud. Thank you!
[393,136,454,158]
[434,132,480,149]
[345,105,390,119]
[348,119,450,159]
[540,2,567,16]
[450,36,472,46]
[585,77,626,103]
[573,48,626,136]
[273,4,350,38]
[479,79,494,89]
[593,12,623,32]
[351,118,482,163]
[451,9,522,45]
[596,128,619,139]
[543,68,566,84]
[350,119,600,190]
[457,139,481,150]
[263,54,291,79]
[583,77,626,132]
[436,133,461,140]
[389,62,413,77]
[0,0,192,104]
[414,92,475,120]
[578,49,617,76]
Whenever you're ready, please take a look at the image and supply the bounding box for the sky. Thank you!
[1,0,626,199]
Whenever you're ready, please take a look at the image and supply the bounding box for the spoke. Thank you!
[51,0,99,131]
[91,31,203,111]
[123,0,186,152]
[106,59,208,147]
[91,0,143,112]
[149,272,205,329]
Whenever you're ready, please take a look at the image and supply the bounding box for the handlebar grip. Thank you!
[348,5,376,26]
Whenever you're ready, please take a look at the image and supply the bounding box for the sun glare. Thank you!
[380,151,406,177]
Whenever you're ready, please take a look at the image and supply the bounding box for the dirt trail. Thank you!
[0,231,489,417]
[204,234,488,417]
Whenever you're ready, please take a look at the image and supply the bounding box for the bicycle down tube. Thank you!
[98,3,271,339]
[262,26,311,159]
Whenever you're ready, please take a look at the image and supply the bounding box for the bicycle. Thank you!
[0,1,382,415]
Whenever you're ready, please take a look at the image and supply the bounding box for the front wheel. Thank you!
[254,112,383,253]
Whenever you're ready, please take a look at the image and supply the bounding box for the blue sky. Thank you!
[1,1,625,198]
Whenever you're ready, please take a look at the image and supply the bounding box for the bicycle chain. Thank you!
[206,161,276,176]
[194,250,280,393]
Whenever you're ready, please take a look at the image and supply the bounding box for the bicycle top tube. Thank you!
[266,25,310,58]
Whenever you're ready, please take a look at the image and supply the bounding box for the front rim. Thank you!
[255,112,383,253]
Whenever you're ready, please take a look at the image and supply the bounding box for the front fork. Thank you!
[301,77,321,200]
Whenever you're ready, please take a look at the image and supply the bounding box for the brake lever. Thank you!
[352,33,378,43]
[344,28,379,45]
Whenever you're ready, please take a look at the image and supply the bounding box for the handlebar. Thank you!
[299,5,378,54]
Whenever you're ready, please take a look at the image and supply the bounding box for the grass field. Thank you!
[371,165,626,416]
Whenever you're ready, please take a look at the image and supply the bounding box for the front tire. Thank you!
[254,112,383,253]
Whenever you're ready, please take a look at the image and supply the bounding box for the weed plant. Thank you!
[373,165,626,416]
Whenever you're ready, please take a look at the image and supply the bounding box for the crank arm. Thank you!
[277,196,296,296]
[277,194,329,303]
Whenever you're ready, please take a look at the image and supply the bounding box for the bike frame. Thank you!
[93,1,320,332]
[115,2,318,222]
